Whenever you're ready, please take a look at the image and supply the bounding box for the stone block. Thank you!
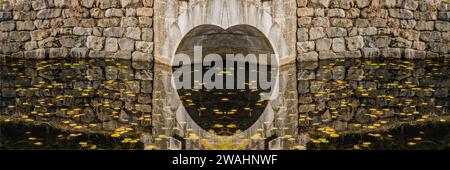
[297,8,314,17]
[381,48,402,58]
[297,41,315,53]
[105,38,119,52]
[86,36,104,50]
[309,27,325,40]
[49,48,69,59]
[316,38,332,51]
[136,8,153,17]
[298,51,319,62]
[332,38,346,52]
[346,36,364,51]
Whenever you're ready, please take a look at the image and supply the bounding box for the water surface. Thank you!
[1,58,449,150]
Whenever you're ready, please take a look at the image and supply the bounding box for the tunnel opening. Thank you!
[172,24,277,136]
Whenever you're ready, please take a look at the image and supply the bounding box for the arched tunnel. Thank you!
[175,24,275,61]
[172,24,278,136]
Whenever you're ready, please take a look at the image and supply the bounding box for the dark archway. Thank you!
[173,24,276,136]
[175,24,275,63]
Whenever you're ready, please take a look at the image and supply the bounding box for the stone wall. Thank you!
[297,0,450,61]
[154,0,297,66]
[0,0,154,61]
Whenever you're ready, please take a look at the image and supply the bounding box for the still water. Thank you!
[173,62,274,136]
[0,58,449,150]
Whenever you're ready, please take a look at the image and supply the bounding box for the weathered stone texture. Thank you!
[297,0,450,61]
[0,0,154,61]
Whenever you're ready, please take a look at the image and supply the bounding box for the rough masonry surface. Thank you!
[0,0,154,61]
[297,0,450,61]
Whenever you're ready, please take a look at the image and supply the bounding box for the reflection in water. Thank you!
[174,63,274,136]
[307,122,450,150]
[152,62,298,150]
[298,59,450,150]
[1,58,450,150]
[1,59,153,149]
[1,122,143,150]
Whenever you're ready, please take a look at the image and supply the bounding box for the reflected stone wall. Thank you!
[0,59,153,136]
[297,59,450,141]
